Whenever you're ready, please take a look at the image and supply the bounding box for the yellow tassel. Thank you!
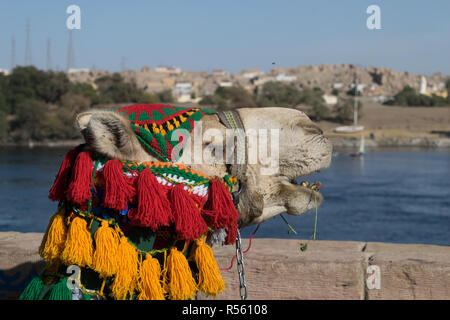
[194,238,226,297]
[60,216,94,268]
[39,209,67,262]
[166,247,197,300]
[137,254,166,300]
[110,237,139,300]
[92,220,119,278]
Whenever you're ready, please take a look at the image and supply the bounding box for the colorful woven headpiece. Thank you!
[20,102,240,300]
[117,104,215,162]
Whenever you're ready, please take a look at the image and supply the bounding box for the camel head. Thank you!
[76,106,332,228]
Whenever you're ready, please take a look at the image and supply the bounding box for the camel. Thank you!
[76,107,332,228]
[21,105,332,300]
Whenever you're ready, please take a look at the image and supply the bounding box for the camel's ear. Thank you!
[76,112,93,131]
[76,110,153,161]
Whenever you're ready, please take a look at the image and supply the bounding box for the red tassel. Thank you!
[65,151,94,205]
[48,146,79,202]
[204,179,239,245]
[170,184,207,240]
[128,169,172,231]
[103,159,135,211]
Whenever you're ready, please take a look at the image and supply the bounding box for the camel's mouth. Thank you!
[284,171,325,214]
[296,180,323,192]
[292,179,324,205]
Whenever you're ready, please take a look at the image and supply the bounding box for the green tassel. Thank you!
[19,277,44,300]
[83,292,91,300]
[47,277,72,300]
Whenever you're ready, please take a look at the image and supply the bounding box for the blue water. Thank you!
[0,147,449,245]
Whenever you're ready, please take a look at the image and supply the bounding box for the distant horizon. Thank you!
[2,63,449,78]
[1,1,449,76]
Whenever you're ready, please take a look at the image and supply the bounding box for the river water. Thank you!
[0,146,449,245]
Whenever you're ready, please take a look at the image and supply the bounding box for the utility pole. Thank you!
[11,36,16,70]
[24,18,32,66]
[121,56,126,72]
[66,29,75,71]
[46,38,52,71]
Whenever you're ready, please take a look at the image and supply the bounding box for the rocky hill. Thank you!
[67,64,449,100]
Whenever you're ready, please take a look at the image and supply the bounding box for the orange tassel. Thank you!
[194,238,226,297]
[60,216,94,268]
[92,220,120,278]
[39,209,67,262]
[110,237,139,300]
[166,247,197,300]
[137,254,165,300]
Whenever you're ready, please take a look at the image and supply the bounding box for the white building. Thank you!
[67,68,90,74]
[173,82,193,96]
[419,76,427,94]
[219,81,233,87]
[254,76,276,86]
[276,73,297,82]
[323,94,338,105]
[211,69,229,77]
[155,66,181,75]
[350,83,366,92]
[241,69,264,79]
[0,69,9,75]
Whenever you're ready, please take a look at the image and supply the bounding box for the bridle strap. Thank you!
[217,110,248,180]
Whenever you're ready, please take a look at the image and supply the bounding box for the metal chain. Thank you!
[235,229,247,300]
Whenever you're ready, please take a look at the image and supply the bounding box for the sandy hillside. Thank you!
[317,103,450,139]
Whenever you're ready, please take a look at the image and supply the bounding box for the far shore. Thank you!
[1,103,449,149]
[1,135,450,149]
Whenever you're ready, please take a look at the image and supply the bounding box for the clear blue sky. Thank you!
[1,0,449,75]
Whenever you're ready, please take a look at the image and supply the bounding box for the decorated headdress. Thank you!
[117,104,215,162]
[20,104,240,300]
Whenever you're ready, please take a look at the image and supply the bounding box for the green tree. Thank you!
[200,86,256,110]
[0,111,8,138]
[138,92,160,104]
[36,71,71,103]
[40,108,78,140]
[95,73,143,103]
[60,93,91,113]
[12,99,49,140]
[156,89,175,103]
[0,73,10,114]
[69,82,100,105]
[384,86,447,106]
[257,82,302,107]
